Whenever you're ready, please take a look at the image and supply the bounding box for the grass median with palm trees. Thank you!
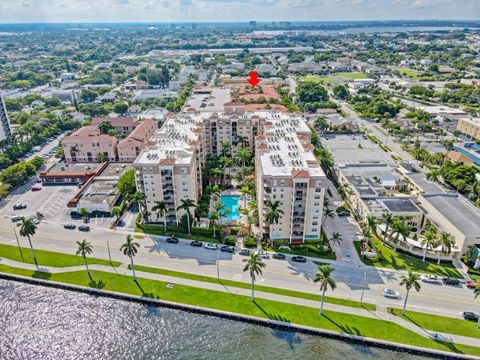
[389,308,480,339]
[0,262,479,356]
[130,264,376,310]
[354,237,461,278]
[0,243,121,268]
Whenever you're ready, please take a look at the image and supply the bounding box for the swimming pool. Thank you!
[219,195,241,221]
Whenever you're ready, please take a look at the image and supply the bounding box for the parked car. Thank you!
[466,281,479,289]
[13,204,27,210]
[442,277,460,286]
[382,288,400,299]
[220,245,234,253]
[337,211,350,217]
[63,224,76,230]
[291,256,307,263]
[239,249,250,256]
[463,312,479,322]
[258,250,269,259]
[36,178,42,183]
[166,237,179,244]
[420,274,440,284]
[32,219,40,225]
[272,253,286,260]
[31,185,42,192]
[204,243,218,250]
[78,225,90,232]
[11,215,24,222]
[190,240,202,247]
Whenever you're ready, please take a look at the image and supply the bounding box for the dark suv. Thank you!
[442,277,460,286]
[291,256,307,263]
[166,237,179,244]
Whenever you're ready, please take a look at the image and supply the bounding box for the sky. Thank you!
[0,0,479,23]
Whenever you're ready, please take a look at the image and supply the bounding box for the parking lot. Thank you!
[0,183,78,223]
[321,134,394,165]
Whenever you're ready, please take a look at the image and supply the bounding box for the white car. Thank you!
[382,288,400,299]
[32,219,40,225]
[420,274,439,284]
[258,250,269,259]
[204,243,218,250]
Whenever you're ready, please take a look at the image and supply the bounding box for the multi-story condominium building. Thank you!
[134,108,326,243]
[456,117,480,140]
[63,118,157,163]
[133,114,205,224]
[0,94,12,141]
[255,114,327,244]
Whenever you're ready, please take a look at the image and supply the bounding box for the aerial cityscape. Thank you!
[0,1,480,359]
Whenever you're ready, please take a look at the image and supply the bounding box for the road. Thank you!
[0,216,477,319]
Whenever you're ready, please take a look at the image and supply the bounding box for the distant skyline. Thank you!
[0,0,479,23]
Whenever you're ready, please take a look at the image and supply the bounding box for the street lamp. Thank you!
[360,272,367,304]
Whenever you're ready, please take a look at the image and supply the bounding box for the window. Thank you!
[312,228,318,232]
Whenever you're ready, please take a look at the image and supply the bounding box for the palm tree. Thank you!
[69,145,78,161]
[221,140,231,157]
[381,212,394,239]
[436,232,455,265]
[367,216,378,235]
[111,206,121,223]
[98,120,113,134]
[76,239,93,279]
[328,232,343,247]
[152,201,168,233]
[18,218,39,270]
[313,264,337,314]
[79,207,89,223]
[392,219,411,251]
[399,271,421,315]
[127,192,144,211]
[237,135,249,148]
[421,231,437,262]
[209,211,219,238]
[177,198,196,235]
[264,200,284,235]
[120,235,140,281]
[235,147,251,169]
[322,206,335,225]
[242,252,266,302]
[211,167,223,185]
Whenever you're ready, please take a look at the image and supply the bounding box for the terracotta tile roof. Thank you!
[444,150,474,165]
[91,117,137,127]
[256,143,268,150]
[291,169,310,178]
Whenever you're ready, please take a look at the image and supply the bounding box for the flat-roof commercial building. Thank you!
[338,163,424,231]
[0,94,12,141]
[456,117,480,140]
[399,163,480,257]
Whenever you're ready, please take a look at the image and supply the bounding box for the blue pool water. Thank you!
[219,195,241,221]
[452,146,480,166]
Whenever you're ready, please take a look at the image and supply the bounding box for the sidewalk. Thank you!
[1,256,479,348]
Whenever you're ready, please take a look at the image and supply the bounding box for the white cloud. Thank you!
[0,0,478,22]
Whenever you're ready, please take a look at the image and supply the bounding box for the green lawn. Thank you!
[337,72,368,80]
[0,263,479,356]
[0,244,121,268]
[389,308,480,339]
[354,238,461,278]
[392,67,419,79]
[133,264,372,310]
[302,76,339,84]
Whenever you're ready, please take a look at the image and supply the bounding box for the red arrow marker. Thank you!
[247,71,260,87]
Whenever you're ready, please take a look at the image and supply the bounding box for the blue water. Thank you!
[220,195,241,221]
[452,146,480,166]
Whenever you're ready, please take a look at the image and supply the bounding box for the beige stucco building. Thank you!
[456,117,480,140]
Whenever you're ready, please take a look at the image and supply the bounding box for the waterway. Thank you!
[0,279,433,359]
